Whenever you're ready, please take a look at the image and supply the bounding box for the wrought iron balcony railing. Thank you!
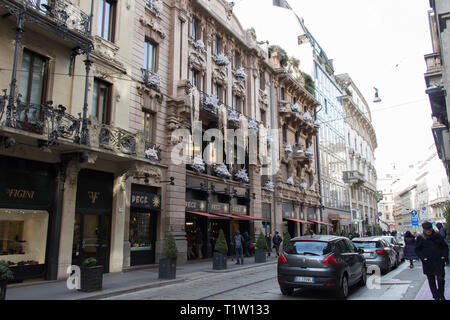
[343,170,365,185]
[145,0,162,17]
[2,0,92,39]
[142,68,162,92]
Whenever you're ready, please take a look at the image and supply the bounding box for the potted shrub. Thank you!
[159,232,178,279]
[282,232,291,250]
[0,261,13,300]
[254,232,268,263]
[79,257,103,292]
[213,229,228,270]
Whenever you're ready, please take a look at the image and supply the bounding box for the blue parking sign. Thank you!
[411,217,419,226]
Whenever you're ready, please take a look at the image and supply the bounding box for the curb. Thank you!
[203,260,277,273]
[76,278,186,300]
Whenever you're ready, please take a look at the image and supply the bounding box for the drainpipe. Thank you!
[314,103,324,227]
[269,73,277,233]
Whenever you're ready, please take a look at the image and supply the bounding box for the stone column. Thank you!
[109,174,127,273]
[250,164,262,234]
[57,162,80,280]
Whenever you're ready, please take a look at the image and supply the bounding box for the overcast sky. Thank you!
[234,0,436,178]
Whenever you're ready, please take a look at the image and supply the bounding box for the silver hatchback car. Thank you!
[352,237,397,274]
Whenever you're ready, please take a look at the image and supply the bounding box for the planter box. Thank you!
[0,280,7,300]
[255,249,267,263]
[78,265,103,292]
[158,258,176,279]
[9,264,45,282]
[213,252,227,270]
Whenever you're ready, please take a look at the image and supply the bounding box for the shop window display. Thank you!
[130,212,152,251]
[0,209,48,266]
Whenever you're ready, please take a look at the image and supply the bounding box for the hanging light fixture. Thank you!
[373,87,381,103]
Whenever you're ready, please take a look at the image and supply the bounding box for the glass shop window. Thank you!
[129,212,152,251]
[0,209,48,266]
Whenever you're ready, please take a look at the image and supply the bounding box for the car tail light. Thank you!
[376,249,386,255]
[326,282,335,286]
[322,253,338,266]
[278,253,287,264]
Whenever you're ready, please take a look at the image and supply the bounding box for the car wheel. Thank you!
[280,285,294,296]
[336,274,349,299]
[358,267,367,286]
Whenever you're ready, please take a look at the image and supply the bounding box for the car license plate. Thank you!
[363,253,371,258]
[294,276,314,283]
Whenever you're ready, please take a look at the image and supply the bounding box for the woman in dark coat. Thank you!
[404,231,418,268]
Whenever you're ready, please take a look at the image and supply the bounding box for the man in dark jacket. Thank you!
[415,221,449,300]
[233,231,245,265]
[437,223,449,266]
[272,231,282,257]
[265,232,272,257]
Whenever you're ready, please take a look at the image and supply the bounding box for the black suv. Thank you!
[277,235,367,299]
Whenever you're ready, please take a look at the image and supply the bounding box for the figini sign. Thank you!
[7,189,35,200]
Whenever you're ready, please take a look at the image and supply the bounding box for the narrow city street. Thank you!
[104,260,450,301]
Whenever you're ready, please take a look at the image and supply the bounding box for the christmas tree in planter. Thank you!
[282,232,291,250]
[213,229,228,270]
[79,257,104,292]
[159,232,178,279]
[255,232,268,263]
[0,261,13,300]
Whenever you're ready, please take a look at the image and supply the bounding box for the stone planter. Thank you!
[78,265,103,292]
[159,258,177,279]
[213,252,227,270]
[254,249,267,263]
[0,280,7,300]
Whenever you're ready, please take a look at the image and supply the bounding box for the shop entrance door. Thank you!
[72,213,111,272]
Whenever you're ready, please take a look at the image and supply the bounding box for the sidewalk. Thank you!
[5,255,278,300]
[414,265,450,300]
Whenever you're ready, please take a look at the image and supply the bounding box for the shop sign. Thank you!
[76,170,113,214]
[209,202,229,214]
[0,176,52,209]
[185,199,208,212]
[230,204,247,215]
[131,192,161,210]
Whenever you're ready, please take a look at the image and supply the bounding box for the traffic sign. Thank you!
[411,217,419,226]
[422,207,426,211]
[411,210,418,217]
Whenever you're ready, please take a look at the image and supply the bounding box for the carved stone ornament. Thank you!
[119,164,162,191]
[66,161,81,186]
[139,16,166,39]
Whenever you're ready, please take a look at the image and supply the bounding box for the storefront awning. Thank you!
[308,220,333,226]
[232,214,264,221]
[284,218,312,224]
[186,211,221,218]
[209,212,236,219]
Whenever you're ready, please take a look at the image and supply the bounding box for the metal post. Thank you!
[6,13,25,127]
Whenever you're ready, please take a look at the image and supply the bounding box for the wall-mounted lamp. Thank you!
[160,177,175,185]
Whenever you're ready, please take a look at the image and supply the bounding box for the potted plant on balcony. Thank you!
[254,232,268,263]
[213,229,228,270]
[78,258,103,292]
[0,261,13,300]
[159,232,178,279]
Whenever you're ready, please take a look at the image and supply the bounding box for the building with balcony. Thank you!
[377,173,398,232]
[336,74,379,235]
[425,0,450,180]
[0,0,165,281]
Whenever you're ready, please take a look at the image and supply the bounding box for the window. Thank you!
[98,0,116,42]
[260,109,266,126]
[92,78,112,125]
[144,39,157,72]
[189,69,199,88]
[324,99,328,114]
[191,17,199,41]
[234,51,241,69]
[214,35,221,55]
[233,95,242,112]
[282,124,287,143]
[19,49,49,105]
[143,110,155,145]
[259,71,265,91]
[213,83,223,102]
[280,87,285,100]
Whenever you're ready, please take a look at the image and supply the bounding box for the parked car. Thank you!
[352,237,397,274]
[277,235,367,299]
[377,236,405,265]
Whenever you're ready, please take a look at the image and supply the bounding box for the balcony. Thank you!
[0,0,92,43]
[142,69,162,92]
[0,93,158,163]
[424,52,442,88]
[343,170,365,185]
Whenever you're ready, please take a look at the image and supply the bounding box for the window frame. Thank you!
[92,78,112,125]
[19,48,49,105]
[98,0,116,42]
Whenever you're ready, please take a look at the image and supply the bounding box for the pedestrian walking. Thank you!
[243,232,251,257]
[233,230,245,265]
[186,232,195,260]
[265,232,272,257]
[272,231,282,257]
[415,221,449,300]
[436,222,449,266]
[403,231,418,268]
[366,230,372,237]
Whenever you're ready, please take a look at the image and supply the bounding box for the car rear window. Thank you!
[353,242,378,249]
[284,241,332,255]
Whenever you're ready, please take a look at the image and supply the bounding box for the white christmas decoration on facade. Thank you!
[146,72,161,88]
[191,155,205,173]
[285,143,293,155]
[248,119,258,131]
[313,120,321,128]
[215,53,230,67]
[264,180,275,192]
[235,168,249,183]
[305,147,314,159]
[145,145,159,163]
[303,111,313,121]
[215,163,232,179]
[299,181,308,193]
[291,103,300,113]
[193,39,205,53]
[286,177,294,186]
[203,94,220,111]
[228,109,241,124]
[234,67,247,82]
